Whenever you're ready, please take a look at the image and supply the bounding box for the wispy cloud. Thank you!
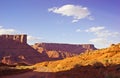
[86,26,120,48]
[85,26,105,32]
[86,26,120,38]
[76,29,81,32]
[89,38,109,47]
[27,36,42,44]
[0,26,17,35]
[48,4,92,23]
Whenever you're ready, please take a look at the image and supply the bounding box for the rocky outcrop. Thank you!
[33,43,96,54]
[32,43,97,59]
[0,34,97,65]
[107,43,120,51]
[0,35,49,65]
[0,34,27,44]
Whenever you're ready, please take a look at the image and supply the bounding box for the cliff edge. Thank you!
[32,43,97,59]
[0,34,48,65]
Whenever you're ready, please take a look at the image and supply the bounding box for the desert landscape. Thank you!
[0,34,120,78]
[0,0,119,78]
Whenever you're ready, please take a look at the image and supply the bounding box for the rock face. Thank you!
[0,34,27,44]
[0,34,97,65]
[33,43,96,54]
[0,35,49,65]
[32,43,97,59]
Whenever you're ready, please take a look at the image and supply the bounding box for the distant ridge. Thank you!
[0,34,97,65]
[32,42,97,59]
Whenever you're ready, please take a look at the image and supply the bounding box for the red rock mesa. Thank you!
[32,43,97,59]
[0,34,48,65]
[0,34,97,65]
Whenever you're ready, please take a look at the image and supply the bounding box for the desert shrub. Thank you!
[111,44,115,46]
[103,59,113,66]
[92,62,104,69]
[44,64,48,67]
[74,64,82,68]
[104,59,109,66]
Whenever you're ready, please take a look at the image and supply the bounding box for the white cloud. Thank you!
[0,26,17,35]
[72,19,79,23]
[89,38,110,48]
[27,36,42,44]
[85,26,104,32]
[48,4,91,23]
[89,38,106,43]
[86,26,120,48]
[76,29,81,32]
[86,26,120,38]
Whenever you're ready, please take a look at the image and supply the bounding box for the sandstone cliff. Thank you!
[0,34,97,65]
[0,35,49,65]
[32,43,97,59]
[0,34,27,44]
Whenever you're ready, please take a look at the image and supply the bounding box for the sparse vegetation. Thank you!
[92,62,104,68]
[74,64,82,68]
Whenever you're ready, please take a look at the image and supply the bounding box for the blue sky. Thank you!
[0,0,120,48]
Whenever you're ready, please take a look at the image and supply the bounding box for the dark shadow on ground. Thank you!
[1,64,120,78]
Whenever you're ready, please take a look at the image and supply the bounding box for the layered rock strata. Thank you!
[32,43,97,59]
